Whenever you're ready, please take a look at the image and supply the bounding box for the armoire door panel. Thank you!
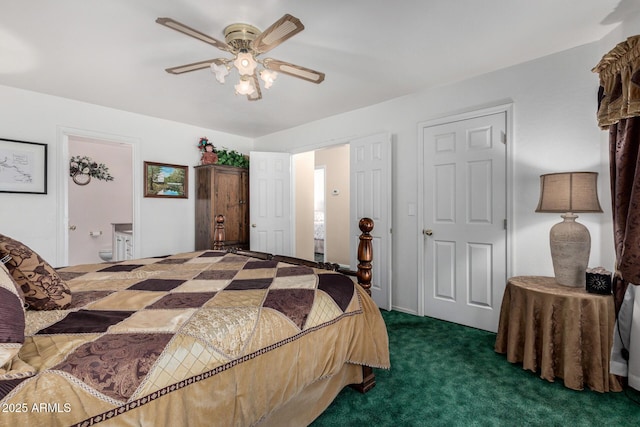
[195,164,249,250]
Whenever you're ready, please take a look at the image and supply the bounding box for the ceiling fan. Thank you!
[156,14,325,101]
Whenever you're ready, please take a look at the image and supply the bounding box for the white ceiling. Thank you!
[0,0,631,138]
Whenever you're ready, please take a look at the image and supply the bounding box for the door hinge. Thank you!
[501,132,507,145]
[503,219,507,230]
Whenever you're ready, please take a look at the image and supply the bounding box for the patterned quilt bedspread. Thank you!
[0,250,389,426]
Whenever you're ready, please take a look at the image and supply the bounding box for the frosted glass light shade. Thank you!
[260,69,278,89]
[233,52,257,76]
[210,63,230,83]
[235,77,255,95]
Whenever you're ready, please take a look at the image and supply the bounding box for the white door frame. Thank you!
[416,103,514,317]
[56,127,140,267]
[270,131,392,309]
[288,136,353,262]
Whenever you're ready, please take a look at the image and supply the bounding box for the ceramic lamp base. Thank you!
[549,213,590,287]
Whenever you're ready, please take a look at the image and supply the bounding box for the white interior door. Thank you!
[350,132,392,311]
[422,112,507,332]
[249,151,292,255]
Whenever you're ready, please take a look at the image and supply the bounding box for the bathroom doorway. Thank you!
[67,136,134,265]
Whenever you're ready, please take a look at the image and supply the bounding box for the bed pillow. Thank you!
[0,233,71,310]
[0,263,25,367]
[0,263,35,380]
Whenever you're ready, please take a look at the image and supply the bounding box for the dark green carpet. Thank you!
[312,310,640,426]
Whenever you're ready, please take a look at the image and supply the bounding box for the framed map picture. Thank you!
[0,138,48,194]
[143,161,188,198]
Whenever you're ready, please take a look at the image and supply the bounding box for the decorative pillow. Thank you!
[0,263,24,364]
[0,263,35,380]
[0,233,71,310]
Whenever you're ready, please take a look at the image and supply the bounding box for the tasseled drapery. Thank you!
[593,35,640,130]
[592,35,640,305]
[593,35,640,391]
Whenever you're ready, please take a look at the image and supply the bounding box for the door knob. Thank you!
[69,225,77,231]
[423,229,433,236]
[251,224,257,228]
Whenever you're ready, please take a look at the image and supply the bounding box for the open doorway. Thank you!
[293,144,350,266]
[66,136,134,265]
[314,166,326,262]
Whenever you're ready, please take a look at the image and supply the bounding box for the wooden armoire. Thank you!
[194,164,249,249]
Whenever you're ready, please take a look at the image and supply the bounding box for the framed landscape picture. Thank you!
[143,161,188,198]
[0,138,48,194]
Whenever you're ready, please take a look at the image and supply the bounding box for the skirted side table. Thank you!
[494,276,622,392]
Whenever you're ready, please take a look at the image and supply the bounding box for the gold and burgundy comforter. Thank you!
[0,250,389,426]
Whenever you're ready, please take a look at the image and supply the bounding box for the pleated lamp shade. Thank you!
[535,172,603,214]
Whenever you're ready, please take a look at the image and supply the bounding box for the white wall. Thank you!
[0,84,252,267]
[255,40,613,314]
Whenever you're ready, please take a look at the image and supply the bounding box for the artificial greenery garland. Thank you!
[197,137,249,168]
[215,148,250,168]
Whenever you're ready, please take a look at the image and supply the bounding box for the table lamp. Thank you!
[535,172,603,287]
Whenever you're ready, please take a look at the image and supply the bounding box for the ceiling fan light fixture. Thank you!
[235,76,255,96]
[210,62,230,83]
[158,14,324,101]
[260,69,278,89]
[234,52,257,76]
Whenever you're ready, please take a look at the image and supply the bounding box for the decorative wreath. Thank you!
[69,155,114,185]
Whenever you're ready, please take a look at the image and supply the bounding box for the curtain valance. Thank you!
[593,35,640,129]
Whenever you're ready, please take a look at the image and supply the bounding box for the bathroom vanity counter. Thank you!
[112,223,133,261]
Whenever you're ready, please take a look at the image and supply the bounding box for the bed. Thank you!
[0,217,389,426]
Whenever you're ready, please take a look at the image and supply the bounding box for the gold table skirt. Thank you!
[494,276,622,392]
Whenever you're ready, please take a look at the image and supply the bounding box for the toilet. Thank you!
[98,248,113,262]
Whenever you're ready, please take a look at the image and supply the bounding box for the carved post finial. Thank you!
[357,217,374,296]
[213,215,225,250]
[353,216,376,394]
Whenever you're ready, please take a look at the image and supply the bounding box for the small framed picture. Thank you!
[0,138,48,194]
[143,161,188,198]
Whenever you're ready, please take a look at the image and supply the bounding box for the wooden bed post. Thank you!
[213,215,225,250]
[357,217,374,296]
[353,217,376,393]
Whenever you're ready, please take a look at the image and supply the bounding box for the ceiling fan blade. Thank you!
[247,74,262,101]
[251,14,304,54]
[156,17,232,52]
[165,59,226,74]
[263,58,325,84]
